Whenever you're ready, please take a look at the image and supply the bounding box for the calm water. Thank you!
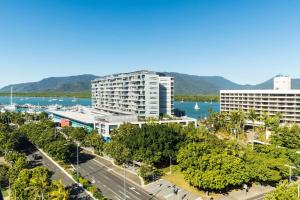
[174,101,220,119]
[0,96,220,119]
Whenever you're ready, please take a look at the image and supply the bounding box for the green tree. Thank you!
[29,167,51,200]
[177,141,249,191]
[248,109,257,148]
[264,180,299,200]
[229,110,245,138]
[104,141,130,165]
[271,124,300,149]
[49,179,69,200]
[0,164,9,188]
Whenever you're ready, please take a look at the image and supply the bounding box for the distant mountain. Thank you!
[1,72,300,95]
[0,74,98,93]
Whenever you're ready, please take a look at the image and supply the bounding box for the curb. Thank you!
[37,147,96,200]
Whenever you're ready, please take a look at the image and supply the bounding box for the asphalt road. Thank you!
[25,144,92,200]
[77,152,158,200]
[245,193,265,200]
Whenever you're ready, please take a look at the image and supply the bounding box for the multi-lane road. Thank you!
[25,144,92,200]
[26,142,157,200]
[77,152,158,200]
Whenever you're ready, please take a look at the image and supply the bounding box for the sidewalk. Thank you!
[144,179,202,200]
[213,184,273,200]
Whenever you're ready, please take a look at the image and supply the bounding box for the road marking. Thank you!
[129,187,141,195]
[164,192,175,199]
[118,190,130,199]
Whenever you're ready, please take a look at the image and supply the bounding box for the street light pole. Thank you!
[284,164,295,183]
[77,143,79,178]
[289,165,292,182]
[123,164,126,200]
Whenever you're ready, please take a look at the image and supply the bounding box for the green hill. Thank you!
[1,72,299,95]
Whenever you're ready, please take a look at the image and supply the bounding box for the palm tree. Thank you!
[49,179,69,200]
[29,167,51,200]
[229,110,245,140]
[248,108,257,149]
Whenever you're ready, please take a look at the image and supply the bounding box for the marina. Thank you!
[0,96,220,119]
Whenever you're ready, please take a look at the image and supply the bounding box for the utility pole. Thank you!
[284,164,295,182]
[123,164,126,200]
[289,165,292,182]
[77,142,79,178]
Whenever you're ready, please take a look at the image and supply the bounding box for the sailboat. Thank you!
[71,97,77,102]
[4,87,17,112]
[181,99,184,103]
[194,102,200,110]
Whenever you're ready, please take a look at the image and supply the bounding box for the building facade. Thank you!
[159,76,174,116]
[220,76,300,124]
[91,70,173,118]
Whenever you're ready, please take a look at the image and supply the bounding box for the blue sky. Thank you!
[0,0,299,87]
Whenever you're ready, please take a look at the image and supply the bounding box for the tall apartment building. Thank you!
[159,76,174,116]
[220,76,300,124]
[91,70,174,118]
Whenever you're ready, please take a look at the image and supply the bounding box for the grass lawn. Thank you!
[161,165,207,197]
[1,189,9,198]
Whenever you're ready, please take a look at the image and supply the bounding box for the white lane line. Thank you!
[164,192,175,199]
[89,159,152,198]
[129,187,141,195]
[118,190,130,199]
[101,184,123,199]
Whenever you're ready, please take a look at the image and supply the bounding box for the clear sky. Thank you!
[0,0,299,87]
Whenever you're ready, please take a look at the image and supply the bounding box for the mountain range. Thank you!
[1,72,300,95]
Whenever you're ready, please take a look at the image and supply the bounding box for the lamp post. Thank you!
[284,164,296,182]
[76,142,79,178]
[123,163,127,200]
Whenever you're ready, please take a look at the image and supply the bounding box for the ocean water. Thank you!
[0,96,220,119]
[174,101,220,119]
[0,96,91,107]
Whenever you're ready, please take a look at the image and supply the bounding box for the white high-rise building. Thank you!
[91,70,174,118]
[274,75,291,90]
[220,76,300,124]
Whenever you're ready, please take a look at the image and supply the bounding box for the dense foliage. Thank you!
[0,164,9,188]
[11,167,69,200]
[20,122,77,162]
[264,180,299,200]
[177,128,295,191]
[271,124,300,149]
[104,123,186,166]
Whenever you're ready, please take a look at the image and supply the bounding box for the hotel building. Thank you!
[220,76,300,124]
[89,70,195,138]
[91,70,174,118]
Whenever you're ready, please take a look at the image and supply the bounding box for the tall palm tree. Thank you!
[229,110,245,140]
[248,108,257,149]
[49,179,69,200]
[29,167,51,200]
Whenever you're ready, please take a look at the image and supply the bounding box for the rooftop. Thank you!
[220,89,300,94]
